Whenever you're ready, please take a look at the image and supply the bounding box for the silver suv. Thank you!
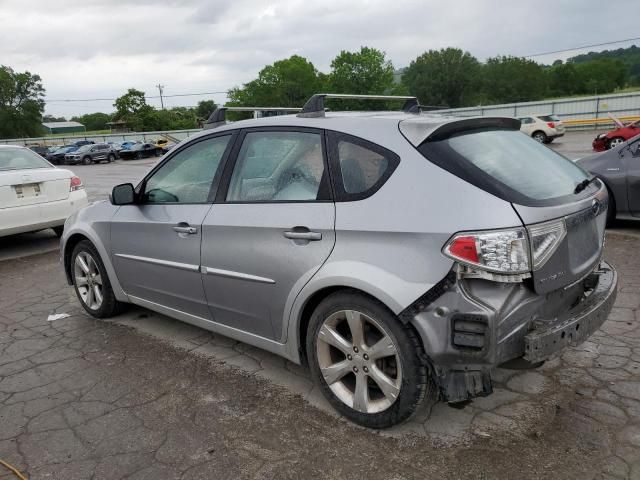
[61,94,617,428]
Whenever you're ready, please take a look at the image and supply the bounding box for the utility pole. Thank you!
[156,84,165,109]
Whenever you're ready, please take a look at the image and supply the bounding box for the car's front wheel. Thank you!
[71,240,124,318]
[306,291,436,428]
[82,156,92,165]
[107,153,116,162]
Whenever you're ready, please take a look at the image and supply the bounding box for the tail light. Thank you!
[547,122,555,128]
[443,228,529,274]
[70,176,84,191]
[443,219,566,276]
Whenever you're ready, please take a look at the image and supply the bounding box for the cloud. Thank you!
[0,0,634,117]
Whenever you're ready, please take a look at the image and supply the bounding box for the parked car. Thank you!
[118,142,162,160]
[107,142,123,152]
[72,140,95,147]
[592,115,640,151]
[120,141,139,151]
[28,145,49,157]
[47,145,79,165]
[578,134,640,223]
[65,143,117,165]
[61,94,616,429]
[0,145,87,238]
[518,114,565,143]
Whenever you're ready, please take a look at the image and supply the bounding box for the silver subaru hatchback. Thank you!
[61,94,617,428]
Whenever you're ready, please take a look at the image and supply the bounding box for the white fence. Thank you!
[436,91,640,128]
[0,129,202,147]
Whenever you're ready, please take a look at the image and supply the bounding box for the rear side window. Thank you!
[328,133,399,201]
[418,129,590,206]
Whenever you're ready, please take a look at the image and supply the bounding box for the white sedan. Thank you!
[0,145,88,238]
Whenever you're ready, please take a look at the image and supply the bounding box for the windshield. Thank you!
[0,147,51,171]
[130,143,144,150]
[419,129,590,205]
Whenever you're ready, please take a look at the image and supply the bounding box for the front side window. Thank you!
[227,131,326,202]
[143,135,230,204]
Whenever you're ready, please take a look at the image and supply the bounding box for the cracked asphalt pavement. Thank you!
[0,233,639,479]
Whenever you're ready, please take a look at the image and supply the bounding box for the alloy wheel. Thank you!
[609,137,624,148]
[316,310,402,414]
[73,252,103,310]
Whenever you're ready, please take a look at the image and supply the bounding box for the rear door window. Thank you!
[418,129,591,206]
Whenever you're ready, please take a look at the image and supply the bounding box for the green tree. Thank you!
[43,114,66,122]
[0,66,45,139]
[546,62,583,96]
[227,55,323,112]
[480,56,548,103]
[71,112,111,131]
[113,88,153,131]
[327,47,395,109]
[402,48,480,108]
[195,100,216,121]
[574,58,627,94]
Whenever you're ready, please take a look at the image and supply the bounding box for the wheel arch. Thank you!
[63,233,90,284]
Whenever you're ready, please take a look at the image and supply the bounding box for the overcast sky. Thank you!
[0,0,637,118]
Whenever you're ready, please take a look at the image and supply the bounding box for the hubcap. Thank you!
[73,252,103,310]
[316,310,402,414]
[610,138,623,148]
[534,133,545,142]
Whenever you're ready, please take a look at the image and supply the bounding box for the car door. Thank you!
[623,137,640,216]
[519,117,534,135]
[200,127,335,341]
[110,133,235,318]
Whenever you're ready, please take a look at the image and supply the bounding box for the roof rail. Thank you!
[298,94,419,117]
[203,107,302,130]
[405,104,449,113]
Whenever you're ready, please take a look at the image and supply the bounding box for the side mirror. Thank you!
[110,183,136,205]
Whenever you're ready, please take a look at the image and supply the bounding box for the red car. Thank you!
[592,115,640,151]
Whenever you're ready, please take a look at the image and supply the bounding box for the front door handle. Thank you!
[173,225,197,235]
[283,230,322,241]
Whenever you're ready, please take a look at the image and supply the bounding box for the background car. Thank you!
[592,116,640,151]
[72,140,95,147]
[118,142,161,160]
[578,134,640,223]
[120,141,139,150]
[0,145,87,238]
[47,145,79,165]
[28,145,49,157]
[518,114,565,143]
[154,139,176,154]
[65,143,117,165]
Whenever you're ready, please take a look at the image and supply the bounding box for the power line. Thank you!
[524,36,640,58]
[45,90,230,103]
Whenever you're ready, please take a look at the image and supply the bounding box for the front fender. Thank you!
[61,201,128,303]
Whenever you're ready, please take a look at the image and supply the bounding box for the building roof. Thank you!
[42,121,85,129]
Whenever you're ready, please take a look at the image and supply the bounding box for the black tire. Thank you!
[532,131,547,143]
[544,137,554,144]
[306,290,437,429]
[52,226,64,237]
[107,153,116,162]
[136,152,142,160]
[82,156,92,165]
[70,240,125,318]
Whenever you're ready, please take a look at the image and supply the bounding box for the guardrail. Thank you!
[562,115,640,129]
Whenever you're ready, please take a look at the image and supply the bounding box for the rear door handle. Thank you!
[283,230,322,241]
[173,225,197,234]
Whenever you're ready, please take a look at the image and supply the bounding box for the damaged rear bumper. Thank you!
[406,261,618,403]
[524,263,617,363]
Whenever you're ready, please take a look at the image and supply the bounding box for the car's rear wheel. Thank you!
[71,240,124,318]
[608,137,624,149]
[532,131,547,143]
[306,291,436,428]
[82,156,91,165]
[107,153,116,162]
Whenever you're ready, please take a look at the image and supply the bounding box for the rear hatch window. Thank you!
[538,115,561,122]
[417,129,592,207]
